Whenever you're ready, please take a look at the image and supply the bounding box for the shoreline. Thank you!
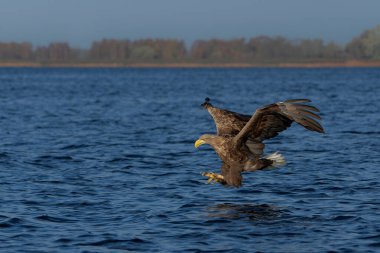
[1,60,380,68]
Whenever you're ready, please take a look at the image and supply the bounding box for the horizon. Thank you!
[1,0,380,48]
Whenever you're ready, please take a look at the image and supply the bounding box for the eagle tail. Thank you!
[265,152,286,167]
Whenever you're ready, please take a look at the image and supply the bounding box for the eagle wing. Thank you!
[234,99,324,144]
[202,98,251,136]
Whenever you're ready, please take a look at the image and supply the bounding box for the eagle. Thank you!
[195,98,324,187]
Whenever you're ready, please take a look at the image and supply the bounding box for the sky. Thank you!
[0,0,380,48]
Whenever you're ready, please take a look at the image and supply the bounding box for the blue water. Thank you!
[0,68,379,252]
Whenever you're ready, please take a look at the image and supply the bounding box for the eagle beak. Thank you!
[194,139,206,148]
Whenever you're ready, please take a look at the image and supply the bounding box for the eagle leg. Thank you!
[202,172,226,185]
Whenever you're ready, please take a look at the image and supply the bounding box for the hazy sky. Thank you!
[1,0,380,47]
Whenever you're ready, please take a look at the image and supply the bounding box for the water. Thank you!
[0,67,379,253]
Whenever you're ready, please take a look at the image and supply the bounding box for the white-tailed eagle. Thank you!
[195,98,324,187]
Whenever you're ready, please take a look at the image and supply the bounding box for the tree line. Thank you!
[1,25,380,65]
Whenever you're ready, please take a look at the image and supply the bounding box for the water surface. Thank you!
[0,68,379,252]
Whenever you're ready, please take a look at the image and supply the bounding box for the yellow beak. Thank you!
[194,139,206,148]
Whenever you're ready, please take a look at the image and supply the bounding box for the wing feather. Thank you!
[233,99,324,144]
[291,116,324,133]
[284,99,311,103]
[292,104,320,112]
[280,102,324,133]
[296,109,322,120]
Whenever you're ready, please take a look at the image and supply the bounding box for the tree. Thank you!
[346,25,380,60]
[0,42,33,62]
[89,39,130,62]
[190,38,247,62]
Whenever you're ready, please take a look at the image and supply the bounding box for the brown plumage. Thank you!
[195,98,324,187]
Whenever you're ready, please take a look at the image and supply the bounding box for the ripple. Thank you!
[35,215,75,223]
[77,237,151,250]
[368,242,380,248]
[35,155,74,161]
[341,130,380,135]
[0,222,12,228]
[54,238,72,243]
[0,152,10,158]
[0,216,37,230]
[331,215,358,221]
[60,144,91,150]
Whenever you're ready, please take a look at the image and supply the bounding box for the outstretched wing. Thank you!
[202,98,251,136]
[234,99,324,144]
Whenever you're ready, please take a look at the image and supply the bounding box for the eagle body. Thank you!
[196,133,273,186]
[199,135,247,162]
[196,98,324,187]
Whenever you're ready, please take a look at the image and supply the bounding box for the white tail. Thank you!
[265,152,286,167]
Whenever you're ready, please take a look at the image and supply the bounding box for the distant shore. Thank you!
[1,60,380,68]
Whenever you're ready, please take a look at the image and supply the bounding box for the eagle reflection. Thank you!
[207,203,283,221]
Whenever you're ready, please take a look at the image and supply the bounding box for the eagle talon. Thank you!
[202,172,225,184]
